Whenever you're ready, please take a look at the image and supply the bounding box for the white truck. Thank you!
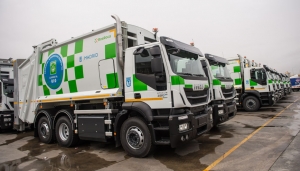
[263,65,280,102]
[227,55,275,111]
[12,15,213,157]
[284,74,292,94]
[200,54,236,126]
[0,58,15,130]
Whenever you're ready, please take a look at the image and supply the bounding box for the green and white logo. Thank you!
[50,61,56,75]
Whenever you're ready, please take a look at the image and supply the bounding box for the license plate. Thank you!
[218,110,224,115]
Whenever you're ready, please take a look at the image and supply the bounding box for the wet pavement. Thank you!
[1,92,300,171]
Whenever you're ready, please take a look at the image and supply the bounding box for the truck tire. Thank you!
[120,117,154,157]
[38,116,54,144]
[55,116,78,147]
[243,96,260,112]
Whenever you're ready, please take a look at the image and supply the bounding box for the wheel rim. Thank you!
[246,99,256,109]
[59,123,69,141]
[40,122,49,139]
[126,126,144,149]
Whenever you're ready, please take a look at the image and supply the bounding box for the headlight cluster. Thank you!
[179,123,189,132]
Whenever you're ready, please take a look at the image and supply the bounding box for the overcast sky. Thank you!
[1,0,299,74]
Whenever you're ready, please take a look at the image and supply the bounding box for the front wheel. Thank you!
[120,117,154,158]
[55,116,78,147]
[243,96,260,112]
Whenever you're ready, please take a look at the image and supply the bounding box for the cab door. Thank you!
[124,44,171,109]
[245,68,268,92]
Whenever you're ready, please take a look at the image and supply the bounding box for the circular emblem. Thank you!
[44,54,64,90]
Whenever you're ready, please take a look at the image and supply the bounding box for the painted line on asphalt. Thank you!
[203,98,299,171]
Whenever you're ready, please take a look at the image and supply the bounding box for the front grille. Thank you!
[221,87,234,98]
[184,88,208,105]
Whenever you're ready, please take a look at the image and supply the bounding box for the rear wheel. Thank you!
[243,96,260,112]
[38,116,54,144]
[55,116,78,147]
[120,117,154,157]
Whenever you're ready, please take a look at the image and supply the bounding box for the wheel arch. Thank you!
[122,102,153,122]
[53,109,75,130]
[241,91,262,105]
[115,102,153,147]
[34,110,54,137]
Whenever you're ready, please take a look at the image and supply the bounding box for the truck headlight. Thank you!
[179,123,189,132]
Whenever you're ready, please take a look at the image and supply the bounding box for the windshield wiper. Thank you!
[177,72,193,76]
[193,74,204,77]
[216,76,225,79]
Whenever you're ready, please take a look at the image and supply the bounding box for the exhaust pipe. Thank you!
[111,14,123,69]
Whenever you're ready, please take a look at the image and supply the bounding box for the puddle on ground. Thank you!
[233,121,260,129]
[153,127,234,171]
[0,132,127,171]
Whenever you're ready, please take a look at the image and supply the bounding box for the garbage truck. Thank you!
[0,58,15,130]
[200,54,236,127]
[227,55,275,111]
[12,15,212,157]
[262,65,279,102]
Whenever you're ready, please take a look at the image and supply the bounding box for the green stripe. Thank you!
[42,63,45,74]
[268,80,272,84]
[105,42,116,59]
[212,79,221,85]
[75,39,83,54]
[43,85,50,96]
[56,88,63,94]
[75,65,84,79]
[39,53,43,64]
[48,49,54,56]
[38,75,43,86]
[233,66,241,73]
[61,45,68,57]
[171,75,185,85]
[133,74,147,91]
[68,80,78,93]
[250,79,258,86]
[106,73,119,88]
[221,85,225,88]
[184,84,193,88]
[234,78,242,85]
[205,84,209,88]
[64,69,68,82]
[67,55,74,68]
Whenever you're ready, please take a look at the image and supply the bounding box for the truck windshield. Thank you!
[3,83,13,98]
[168,50,206,77]
[210,64,231,79]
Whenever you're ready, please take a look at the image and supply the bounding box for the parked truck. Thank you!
[227,55,275,111]
[284,74,292,94]
[0,58,15,130]
[200,54,236,127]
[12,15,213,157]
[263,65,279,102]
[290,74,300,92]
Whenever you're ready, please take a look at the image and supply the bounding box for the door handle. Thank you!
[134,93,141,99]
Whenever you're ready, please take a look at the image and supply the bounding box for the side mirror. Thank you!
[149,46,161,57]
[200,60,207,67]
[151,57,163,73]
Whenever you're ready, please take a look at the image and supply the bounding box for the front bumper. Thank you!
[168,107,212,148]
[212,100,237,126]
